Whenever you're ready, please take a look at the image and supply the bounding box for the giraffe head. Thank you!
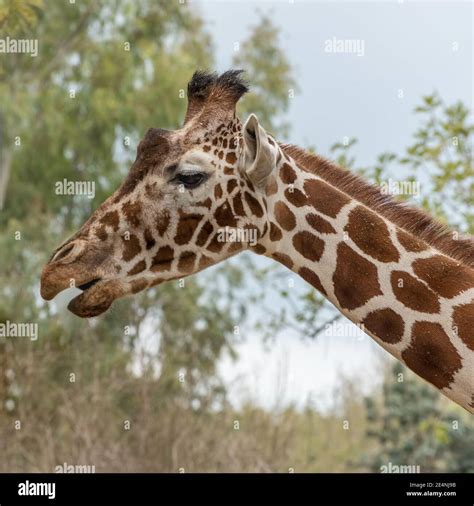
[41,70,278,317]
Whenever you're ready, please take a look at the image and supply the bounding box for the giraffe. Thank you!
[40,70,474,413]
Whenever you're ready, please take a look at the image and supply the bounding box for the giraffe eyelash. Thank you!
[171,170,209,189]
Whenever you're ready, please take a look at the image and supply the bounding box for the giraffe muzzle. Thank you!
[40,238,114,312]
[41,267,121,318]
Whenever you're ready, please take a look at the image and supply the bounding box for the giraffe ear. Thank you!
[242,114,276,190]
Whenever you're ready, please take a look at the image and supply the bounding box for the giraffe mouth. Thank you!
[77,278,102,291]
[67,278,123,318]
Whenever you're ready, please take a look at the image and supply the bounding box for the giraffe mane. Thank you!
[280,143,474,268]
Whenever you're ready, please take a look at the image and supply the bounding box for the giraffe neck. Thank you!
[259,146,474,413]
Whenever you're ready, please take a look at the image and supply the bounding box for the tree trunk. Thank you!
[0,109,12,211]
[0,146,12,211]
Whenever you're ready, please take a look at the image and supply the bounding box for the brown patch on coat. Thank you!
[151,246,174,271]
[402,322,462,390]
[196,197,212,209]
[214,184,223,199]
[292,231,325,262]
[345,206,399,262]
[95,226,108,241]
[145,182,157,198]
[362,308,404,344]
[272,252,294,269]
[122,234,142,262]
[228,241,243,254]
[156,213,170,236]
[304,179,350,218]
[244,192,264,218]
[413,255,474,299]
[128,259,146,276]
[391,271,440,313]
[174,211,204,245]
[215,202,237,227]
[452,302,474,351]
[227,179,238,194]
[269,222,283,242]
[144,228,156,250]
[122,200,142,227]
[226,152,237,164]
[207,232,225,253]
[232,193,245,216]
[178,252,197,273]
[333,243,382,310]
[196,221,214,247]
[199,254,213,269]
[397,229,428,252]
[252,244,266,255]
[131,278,148,294]
[274,201,296,231]
[280,163,297,184]
[306,213,336,234]
[298,267,327,295]
[100,210,120,231]
[285,188,307,207]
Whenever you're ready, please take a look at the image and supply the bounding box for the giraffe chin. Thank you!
[67,280,120,318]
[68,295,112,318]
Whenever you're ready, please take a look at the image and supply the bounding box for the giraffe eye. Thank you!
[174,172,207,189]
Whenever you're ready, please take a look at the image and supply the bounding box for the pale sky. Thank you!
[199,0,472,163]
[193,0,473,411]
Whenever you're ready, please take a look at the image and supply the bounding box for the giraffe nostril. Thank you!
[52,244,74,262]
[50,240,86,264]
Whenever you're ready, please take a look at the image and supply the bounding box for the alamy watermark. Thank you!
[324,37,365,57]
[0,37,38,57]
[380,178,420,197]
[18,481,55,500]
[55,179,95,199]
[0,321,38,341]
[55,462,96,473]
[217,226,257,246]
[381,462,420,473]
[324,321,366,339]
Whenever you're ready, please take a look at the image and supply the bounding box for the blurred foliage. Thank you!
[362,363,474,472]
[0,0,212,222]
[233,12,298,137]
[331,93,473,233]
[0,0,43,32]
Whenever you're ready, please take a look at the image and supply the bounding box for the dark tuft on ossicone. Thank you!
[214,69,249,100]
[187,69,249,102]
[187,70,218,99]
